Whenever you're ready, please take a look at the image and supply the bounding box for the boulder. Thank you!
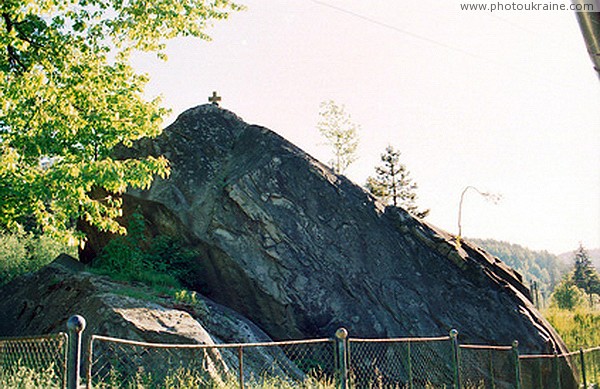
[0,255,301,384]
[83,104,565,355]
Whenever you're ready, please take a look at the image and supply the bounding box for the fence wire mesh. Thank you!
[88,335,336,388]
[0,332,67,389]
[519,353,578,389]
[348,336,454,388]
[459,344,516,389]
[582,346,600,386]
[2,326,600,389]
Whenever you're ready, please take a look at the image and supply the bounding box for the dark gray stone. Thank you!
[86,104,567,357]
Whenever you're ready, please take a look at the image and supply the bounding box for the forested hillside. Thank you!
[472,238,568,299]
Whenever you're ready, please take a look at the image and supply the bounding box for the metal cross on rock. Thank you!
[208,91,222,106]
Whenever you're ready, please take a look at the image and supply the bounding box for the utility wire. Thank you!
[307,0,587,91]
[308,0,483,60]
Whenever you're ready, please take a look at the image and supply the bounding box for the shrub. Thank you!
[550,277,585,310]
[91,212,199,289]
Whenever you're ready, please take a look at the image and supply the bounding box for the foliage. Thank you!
[472,238,567,304]
[0,231,75,285]
[571,243,600,303]
[317,100,360,174]
[0,364,62,389]
[91,212,199,289]
[0,0,242,243]
[544,306,600,350]
[92,367,336,389]
[550,276,585,310]
[365,145,429,219]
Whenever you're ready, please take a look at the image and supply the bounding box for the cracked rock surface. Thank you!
[81,104,566,355]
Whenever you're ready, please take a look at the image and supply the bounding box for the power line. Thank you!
[308,0,483,60]
[307,0,586,91]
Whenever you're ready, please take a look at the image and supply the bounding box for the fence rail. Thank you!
[0,316,598,388]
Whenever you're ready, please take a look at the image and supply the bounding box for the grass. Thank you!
[0,364,63,389]
[89,368,337,389]
[543,306,600,350]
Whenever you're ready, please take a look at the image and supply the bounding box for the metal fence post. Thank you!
[407,340,414,389]
[238,346,244,389]
[450,329,461,389]
[488,349,496,389]
[580,348,587,389]
[67,315,86,389]
[335,328,349,389]
[553,352,561,389]
[512,340,521,389]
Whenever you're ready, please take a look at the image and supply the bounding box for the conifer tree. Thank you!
[572,243,600,305]
[366,145,429,219]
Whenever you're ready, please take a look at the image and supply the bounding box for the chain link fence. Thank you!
[88,335,336,388]
[583,346,600,385]
[0,332,68,388]
[1,317,600,389]
[347,335,455,388]
[459,344,517,389]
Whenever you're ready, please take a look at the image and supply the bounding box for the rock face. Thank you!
[84,104,565,355]
[0,254,300,382]
[0,255,270,345]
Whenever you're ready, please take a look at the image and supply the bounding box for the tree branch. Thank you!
[2,13,27,72]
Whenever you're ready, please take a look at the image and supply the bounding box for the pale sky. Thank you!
[132,0,600,255]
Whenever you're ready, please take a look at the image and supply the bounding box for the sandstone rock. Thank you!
[81,104,567,358]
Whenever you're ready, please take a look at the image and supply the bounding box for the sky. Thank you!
[131,0,600,255]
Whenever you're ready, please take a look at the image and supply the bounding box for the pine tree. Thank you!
[366,145,429,218]
[572,243,600,306]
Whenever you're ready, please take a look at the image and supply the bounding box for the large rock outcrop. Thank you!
[83,104,565,355]
[0,255,302,383]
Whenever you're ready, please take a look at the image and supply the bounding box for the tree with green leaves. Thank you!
[0,0,241,244]
[572,243,600,306]
[551,276,584,310]
[317,100,359,174]
[365,145,429,219]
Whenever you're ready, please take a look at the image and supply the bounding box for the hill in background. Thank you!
[471,238,569,301]
[558,247,600,270]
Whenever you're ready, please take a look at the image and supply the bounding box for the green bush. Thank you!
[0,232,75,286]
[91,212,199,289]
[551,278,585,310]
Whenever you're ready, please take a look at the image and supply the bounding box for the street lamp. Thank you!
[457,186,501,246]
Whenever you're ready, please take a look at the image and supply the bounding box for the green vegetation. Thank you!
[571,244,600,305]
[542,244,600,351]
[91,212,199,289]
[0,232,75,286]
[90,211,209,317]
[472,238,567,304]
[550,279,585,310]
[365,145,429,219]
[544,307,600,350]
[1,365,335,389]
[0,0,241,244]
[0,364,63,389]
[92,368,335,389]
